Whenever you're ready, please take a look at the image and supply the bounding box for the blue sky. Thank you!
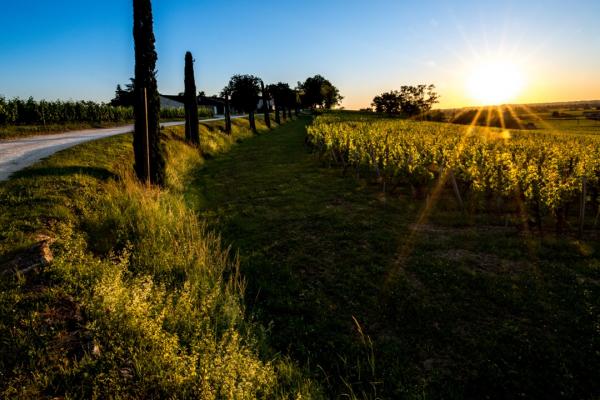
[1,0,599,108]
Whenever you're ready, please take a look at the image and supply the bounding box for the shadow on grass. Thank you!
[12,166,118,181]
[191,117,600,399]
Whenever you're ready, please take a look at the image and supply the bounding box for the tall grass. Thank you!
[50,175,277,398]
[0,118,323,399]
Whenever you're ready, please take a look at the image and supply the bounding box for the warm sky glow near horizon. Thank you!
[0,0,599,109]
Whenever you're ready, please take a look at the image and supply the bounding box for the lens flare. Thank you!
[467,59,525,105]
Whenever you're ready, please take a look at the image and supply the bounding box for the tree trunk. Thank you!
[261,82,271,129]
[275,105,281,124]
[249,111,256,133]
[224,94,232,134]
[184,51,200,145]
[133,0,165,186]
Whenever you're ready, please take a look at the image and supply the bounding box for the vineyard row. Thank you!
[307,113,600,230]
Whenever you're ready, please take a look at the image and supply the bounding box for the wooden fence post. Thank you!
[579,175,587,237]
[449,170,464,212]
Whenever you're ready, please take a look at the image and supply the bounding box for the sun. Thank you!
[467,59,525,105]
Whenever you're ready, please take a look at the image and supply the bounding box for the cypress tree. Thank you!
[184,51,200,145]
[224,92,232,134]
[261,81,271,129]
[133,0,165,186]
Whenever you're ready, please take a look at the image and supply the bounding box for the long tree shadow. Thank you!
[191,118,417,395]
[12,166,118,181]
[191,118,600,399]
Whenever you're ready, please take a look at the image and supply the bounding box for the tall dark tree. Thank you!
[267,82,291,124]
[223,90,232,134]
[285,88,296,119]
[133,0,165,185]
[371,85,439,117]
[371,91,402,115]
[270,85,281,124]
[111,78,136,107]
[298,75,343,110]
[261,81,271,129]
[184,51,200,145]
[224,74,261,133]
[398,84,439,116]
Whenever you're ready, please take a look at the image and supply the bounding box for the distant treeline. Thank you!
[0,97,214,126]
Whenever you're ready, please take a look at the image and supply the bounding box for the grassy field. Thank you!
[192,117,599,399]
[518,110,600,135]
[0,121,136,140]
[0,115,224,140]
[1,113,598,399]
[0,117,322,399]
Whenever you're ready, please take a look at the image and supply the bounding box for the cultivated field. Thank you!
[307,112,600,233]
[1,113,598,399]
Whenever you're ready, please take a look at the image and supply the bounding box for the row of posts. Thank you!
[446,170,592,238]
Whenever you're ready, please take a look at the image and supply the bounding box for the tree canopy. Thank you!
[266,82,290,108]
[371,91,402,115]
[297,75,342,110]
[223,74,261,113]
[111,78,136,107]
[223,74,261,132]
[372,85,439,116]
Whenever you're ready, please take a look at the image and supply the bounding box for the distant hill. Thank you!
[441,99,600,113]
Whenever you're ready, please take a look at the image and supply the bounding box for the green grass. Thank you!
[191,117,600,399]
[0,117,323,399]
[2,114,598,399]
[0,115,226,140]
[0,121,136,140]
[512,110,600,135]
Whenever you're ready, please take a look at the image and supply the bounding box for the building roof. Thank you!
[198,96,225,106]
[160,94,225,106]
[159,95,184,109]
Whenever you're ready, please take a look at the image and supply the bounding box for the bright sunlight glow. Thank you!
[467,59,525,105]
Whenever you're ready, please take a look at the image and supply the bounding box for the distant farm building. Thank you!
[198,96,226,115]
[159,94,228,115]
[159,95,184,109]
[584,111,600,121]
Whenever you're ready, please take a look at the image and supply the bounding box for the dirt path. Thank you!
[0,116,243,181]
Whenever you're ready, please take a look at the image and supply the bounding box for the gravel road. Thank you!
[0,116,241,181]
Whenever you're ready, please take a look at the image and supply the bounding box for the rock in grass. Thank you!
[1,234,54,275]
